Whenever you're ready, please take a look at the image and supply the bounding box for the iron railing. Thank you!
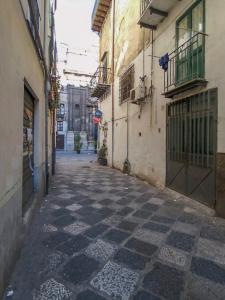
[90,67,111,89]
[164,32,206,94]
[140,0,151,16]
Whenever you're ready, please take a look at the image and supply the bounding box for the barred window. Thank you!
[57,121,63,131]
[120,65,134,103]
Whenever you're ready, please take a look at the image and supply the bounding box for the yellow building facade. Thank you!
[0,0,57,295]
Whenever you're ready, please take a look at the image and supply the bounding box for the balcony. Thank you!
[92,0,111,32]
[163,33,207,98]
[56,113,65,121]
[90,67,111,98]
[138,0,177,29]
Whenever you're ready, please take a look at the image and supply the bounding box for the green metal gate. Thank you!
[166,89,217,207]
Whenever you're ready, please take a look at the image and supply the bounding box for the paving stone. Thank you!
[125,238,158,257]
[85,239,117,263]
[90,261,139,299]
[166,231,195,252]
[99,199,114,206]
[53,215,76,227]
[197,238,225,265]
[178,212,202,225]
[56,235,90,256]
[42,232,72,249]
[44,252,66,273]
[172,221,199,236]
[141,203,160,212]
[117,220,139,232]
[66,203,82,211]
[76,290,107,300]
[117,207,134,216]
[43,224,58,233]
[117,198,132,205]
[158,246,188,267]
[134,229,165,246]
[51,204,61,210]
[103,215,123,226]
[61,254,99,284]
[114,248,149,270]
[33,278,72,300]
[133,290,161,300]
[52,208,70,218]
[148,197,165,206]
[57,193,75,200]
[98,207,115,217]
[133,210,152,219]
[76,206,100,216]
[143,262,185,300]
[103,229,130,244]
[157,206,182,219]
[151,215,175,225]
[81,213,106,225]
[200,225,225,243]
[63,221,90,236]
[143,221,170,233]
[191,256,225,284]
[84,223,109,238]
[186,274,225,300]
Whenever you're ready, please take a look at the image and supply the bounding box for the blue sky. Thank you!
[55,0,99,86]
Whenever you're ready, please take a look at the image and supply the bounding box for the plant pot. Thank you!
[77,150,81,154]
[99,158,107,166]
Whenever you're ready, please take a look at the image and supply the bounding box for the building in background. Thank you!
[91,0,225,217]
[56,84,97,151]
[0,0,57,295]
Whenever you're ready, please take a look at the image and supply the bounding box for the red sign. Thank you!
[93,116,101,124]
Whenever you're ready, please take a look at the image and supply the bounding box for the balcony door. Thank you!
[176,0,204,85]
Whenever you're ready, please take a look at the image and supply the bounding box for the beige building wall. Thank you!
[97,0,225,208]
[0,0,55,295]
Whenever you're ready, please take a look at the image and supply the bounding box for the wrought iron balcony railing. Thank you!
[90,67,111,98]
[164,32,207,98]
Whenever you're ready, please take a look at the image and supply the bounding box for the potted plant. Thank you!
[98,142,107,166]
[74,134,83,154]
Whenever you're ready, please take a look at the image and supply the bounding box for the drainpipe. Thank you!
[111,0,115,168]
[44,1,49,194]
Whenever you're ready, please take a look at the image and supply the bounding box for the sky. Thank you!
[55,0,99,86]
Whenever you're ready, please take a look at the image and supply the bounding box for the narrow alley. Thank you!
[7,152,225,300]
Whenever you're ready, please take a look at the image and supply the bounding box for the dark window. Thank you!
[59,104,65,114]
[101,52,108,84]
[57,121,63,131]
[120,65,134,103]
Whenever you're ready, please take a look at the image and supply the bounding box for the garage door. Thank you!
[166,89,217,207]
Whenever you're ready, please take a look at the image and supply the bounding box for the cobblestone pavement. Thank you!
[6,152,225,300]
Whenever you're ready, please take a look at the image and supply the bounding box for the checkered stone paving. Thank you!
[32,278,71,300]
[6,152,225,300]
[91,261,139,299]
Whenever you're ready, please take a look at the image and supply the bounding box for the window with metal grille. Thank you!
[57,121,63,131]
[120,65,134,103]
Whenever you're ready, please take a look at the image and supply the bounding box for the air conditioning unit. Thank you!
[130,85,145,104]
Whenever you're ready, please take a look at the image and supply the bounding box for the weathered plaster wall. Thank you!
[0,0,47,295]
[98,0,225,193]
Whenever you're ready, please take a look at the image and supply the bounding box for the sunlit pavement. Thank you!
[6,152,225,300]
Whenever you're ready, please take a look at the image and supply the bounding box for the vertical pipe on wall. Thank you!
[111,0,115,168]
[44,0,49,194]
